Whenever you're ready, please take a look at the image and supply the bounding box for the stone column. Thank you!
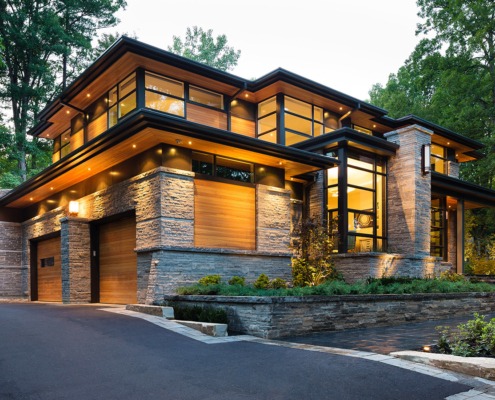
[256,185,291,253]
[60,217,91,303]
[308,170,325,220]
[384,125,432,256]
[448,161,460,178]
[0,221,23,298]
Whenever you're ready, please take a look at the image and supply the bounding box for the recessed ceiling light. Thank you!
[188,141,192,145]
[50,187,54,191]
[66,110,70,114]
[87,167,91,171]
[339,107,343,111]
[373,124,377,128]
[86,93,91,98]
[132,144,136,149]
[29,197,33,201]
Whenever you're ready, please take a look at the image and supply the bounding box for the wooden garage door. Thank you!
[37,237,62,302]
[99,217,137,304]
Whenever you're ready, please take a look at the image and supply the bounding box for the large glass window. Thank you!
[431,196,446,258]
[145,72,184,116]
[192,152,254,183]
[326,149,387,253]
[108,72,137,128]
[431,143,447,174]
[257,97,277,143]
[189,85,223,109]
[284,96,323,145]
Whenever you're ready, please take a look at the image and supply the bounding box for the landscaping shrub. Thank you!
[270,278,287,289]
[439,270,466,282]
[228,276,245,286]
[176,276,495,296]
[198,275,222,286]
[254,273,270,289]
[436,313,495,357]
[171,304,228,324]
[291,217,340,287]
[466,258,495,275]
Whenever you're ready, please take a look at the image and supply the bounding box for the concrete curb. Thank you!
[125,304,174,319]
[391,351,495,380]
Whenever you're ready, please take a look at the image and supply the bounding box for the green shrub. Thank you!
[291,217,339,287]
[228,276,245,286]
[254,273,270,289]
[467,258,495,275]
[435,313,495,357]
[439,270,466,282]
[270,278,287,289]
[171,304,228,324]
[198,274,222,286]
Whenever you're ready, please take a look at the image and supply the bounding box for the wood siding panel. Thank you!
[87,113,108,142]
[37,237,62,302]
[194,179,255,250]
[231,116,255,138]
[187,103,227,130]
[99,217,137,304]
[70,129,84,152]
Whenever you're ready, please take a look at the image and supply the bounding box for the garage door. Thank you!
[37,236,62,302]
[99,217,137,304]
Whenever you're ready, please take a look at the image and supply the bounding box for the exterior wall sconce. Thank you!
[68,201,79,216]
[422,144,431,175]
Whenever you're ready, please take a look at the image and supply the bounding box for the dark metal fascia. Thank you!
[432,172,495,206]
[248,68,388,117]
[291,127,399,155]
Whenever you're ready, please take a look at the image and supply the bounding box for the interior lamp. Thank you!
[68,201,79,216]
[422,144,431,175]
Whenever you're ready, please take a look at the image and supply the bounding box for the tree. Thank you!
[369,0,495,259]
[94,31,138,58]
[0,0,127,186]
[168,26,241,71]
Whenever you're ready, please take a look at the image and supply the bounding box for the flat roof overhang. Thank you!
[432,172,495,208]
[291,127,399,157]
[1,109,337,209]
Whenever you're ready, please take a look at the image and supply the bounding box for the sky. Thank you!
[106,0,423,101]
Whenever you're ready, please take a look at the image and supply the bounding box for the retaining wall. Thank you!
[163,292,495,339]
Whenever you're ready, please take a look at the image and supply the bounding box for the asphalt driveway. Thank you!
[0,303,471,400]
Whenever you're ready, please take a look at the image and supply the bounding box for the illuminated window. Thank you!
[257,97,277,143]
[145,72,185,116]
[352,125,373,135]
[108,72,137,128]
[431,196,446,258]
[326,150,387,253]
[189,85,223,109]
[431,143,447,174]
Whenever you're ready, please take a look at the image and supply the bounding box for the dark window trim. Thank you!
[192,151,255,184]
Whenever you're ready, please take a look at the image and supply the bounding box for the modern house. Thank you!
[0,36,494,304]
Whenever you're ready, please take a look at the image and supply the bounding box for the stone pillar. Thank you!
[308,170,325,220]
[60,217,91,303]
[0,221,23,298]
[135,168,194,250]
[448,161,460,178]
[256,185,291,253]
[384,125,432,257]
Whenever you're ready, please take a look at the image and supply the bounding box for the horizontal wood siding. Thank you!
[37,237,62,302]
[99,217,137,304]
[231,116,255,138]
[87,113,108,141]
[194,179,255,250]
[70,129,84,152]
[187,103,227,130]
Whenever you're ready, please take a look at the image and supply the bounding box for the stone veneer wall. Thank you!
[0,222,23,297]
[14,166,292,303]
[384,125,432,256]
[308,170,325,220]
[332,253,447,283]
[164,292,495,339]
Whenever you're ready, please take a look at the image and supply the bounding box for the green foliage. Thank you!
[228,276,245,286]
[436,313,495,357]
[177,277,495,297]
[253,273,270,289]
[269,278,287,289]
[94,31,138,58]
[369,0,495,261]
[439,270,466,282]
[171,304,228,324]
[0,0,127,184]
[168,26,241,71]
[466,258,495,275]
[198,275,222,286]
[291,217,340,287]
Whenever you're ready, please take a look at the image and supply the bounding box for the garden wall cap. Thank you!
[391,351,495,380]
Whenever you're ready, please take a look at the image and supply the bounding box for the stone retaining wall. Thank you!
[163,292,495,339]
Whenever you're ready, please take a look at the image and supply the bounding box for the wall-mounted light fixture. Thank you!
[68,201,79,216]
[422,144,431,175]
